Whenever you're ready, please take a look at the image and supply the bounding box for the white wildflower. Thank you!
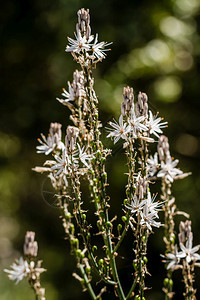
[65,29,93,53]
[91,34,112,60]
[147,152,159,177]
[125,195,146,214]
[51,149,69,176]
[140,192,163,231]
[37,123,64,155]
[37,134,56,155]
[129,108,147,132]
[147,111,168,138]
[107,115,130,144]
[157,156,183,182]
[4,257,30,284]
[57,82,75,105]
[161,245,184,270]
[179,233,200,264]
[77,144,92,168]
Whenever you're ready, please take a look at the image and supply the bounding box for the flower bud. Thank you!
[24,231,38,257]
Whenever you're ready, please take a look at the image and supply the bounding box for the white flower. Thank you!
[57,82,75,105]
[125,195,146,214]
[77,144,92,168]
[147,153,159,177]
[161,245,184,270]
[147,111,168,138]
[91,34,112,60]
[65,30,93,53]
[4,257,30,284]
[129,108,147,132]
[157,156,183,182]
[51,149,69,176]
[37,133,56,155]
[37,124,64,155]
[179,233,200,264]
[140,192,163,231]
[107,115,131,144]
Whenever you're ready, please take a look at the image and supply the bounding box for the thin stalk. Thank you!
[69,174,116,286]
[113,219,130,254]
[79,264,97,300]
[126,277,137,299]
[82,64,126,300]
[161,179,175,299]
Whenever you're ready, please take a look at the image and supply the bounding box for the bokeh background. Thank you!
[1,0,200,299]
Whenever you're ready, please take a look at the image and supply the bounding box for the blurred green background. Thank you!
[1,0,200,299]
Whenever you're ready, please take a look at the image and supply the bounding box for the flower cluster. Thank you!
[107,87,167,146]
[36,123,64,155]
[34,124,93,190]
[147,135,190,182]
[56,70,85,107]
[162,221,200,270]
[4,232,46,299]
[126,174,163,232]
[66,8,112,63]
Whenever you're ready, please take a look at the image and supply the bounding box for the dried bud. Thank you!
[77,8,91,40]
[24,231,38,257]
[121,86,134,115]
[65,126,79,152]
[158,135,170,162]
[136,92,148,117]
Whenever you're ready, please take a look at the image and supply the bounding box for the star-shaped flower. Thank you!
[107,115,131,144]
[91,34,112,60]
[4,257,30,284]
[147,111,168,138]
[179,233,200,264]
[65,29,93,53]
[157,156,183,182]
[147,152,159,177]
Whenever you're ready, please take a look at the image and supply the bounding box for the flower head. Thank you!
[147,111,168,138]
[125,195,146,214]
[57,82,76,105]
[147,152,159,177]
[161,245,184,270]
[157,156,183,182]
[179,232,200,264]
[51,149,70,176]
[37,123,63,155]
[66,29,93,53]
[107,115,130,144]
[129,108,147,132]
[37,133,56,155]
[77,144,93,168]
[4,257,30,284]
[91,34,112,60]
[140,192,163,231]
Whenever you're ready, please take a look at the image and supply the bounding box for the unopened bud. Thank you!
[65,126,79,152]
[77,8,91,40]
[158,135,170,162]
[24,231,38,257]
[136,92,148,117]
[121,86,134,115]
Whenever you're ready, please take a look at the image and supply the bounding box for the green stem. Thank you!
[83,65,126,300]
[126,277,137,299]
[79,264,97,300]
[113,219,130,254]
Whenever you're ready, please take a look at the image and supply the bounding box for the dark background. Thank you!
[1,0,200,299]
